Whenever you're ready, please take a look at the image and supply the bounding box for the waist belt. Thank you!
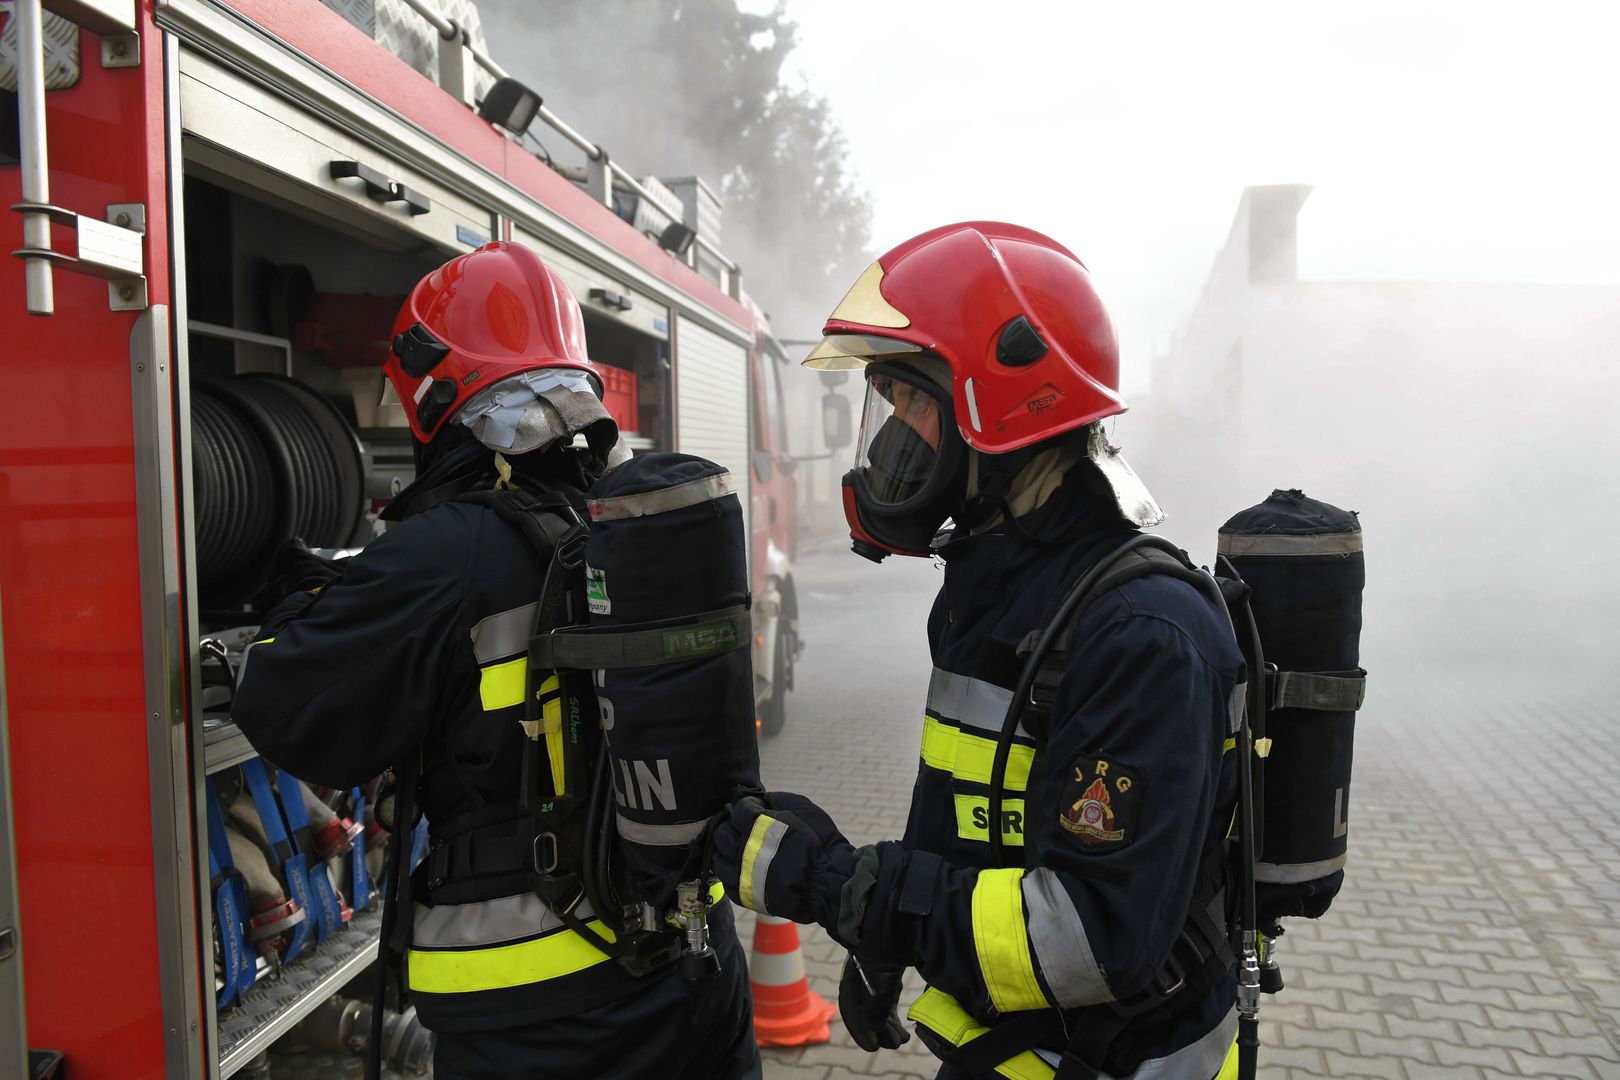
[418,822,540,906]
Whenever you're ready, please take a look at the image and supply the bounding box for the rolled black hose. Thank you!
[192,388,279,589]
[191,375,362,604]
[239,380,338,541]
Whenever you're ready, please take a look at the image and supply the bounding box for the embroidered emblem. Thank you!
[1059,756,1140,848]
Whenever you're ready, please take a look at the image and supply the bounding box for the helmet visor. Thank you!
[803,334,923,370]
[854,368,949,510]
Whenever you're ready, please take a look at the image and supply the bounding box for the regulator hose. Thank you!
[988,532,1179,867]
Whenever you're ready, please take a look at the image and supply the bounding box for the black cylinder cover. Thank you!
[1219,489,1364,921]
[584,453,761,910]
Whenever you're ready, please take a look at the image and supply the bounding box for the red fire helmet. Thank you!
[382,241,599,442]
[804,222,1123,454]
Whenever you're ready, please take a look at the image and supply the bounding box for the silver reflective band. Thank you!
[588,471,735,520]
[615,813,708,847]
[412,891,595,949]
[750,817,789,914]
[471,601,538,663]
[1256,853,1348,884]
[925,668,1024,738]
[1021,868,1111,1008]
[1124,1006,1237,1079]
[1227,682,1247,735]
[1217,532,1363,557]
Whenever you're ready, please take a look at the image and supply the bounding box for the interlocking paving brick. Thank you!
[755,551,1620,1080]
[1433,1040,1515,1071]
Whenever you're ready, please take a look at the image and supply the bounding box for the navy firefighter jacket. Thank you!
[876,523,1245,1077]
[231,494,726,1033]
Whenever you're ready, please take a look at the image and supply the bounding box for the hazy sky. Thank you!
[750,1,1620,382]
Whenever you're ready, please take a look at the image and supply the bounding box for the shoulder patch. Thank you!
[1058,755,1141,849]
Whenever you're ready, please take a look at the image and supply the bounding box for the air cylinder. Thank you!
[583,453,761,911]
[1219,489,1366,921]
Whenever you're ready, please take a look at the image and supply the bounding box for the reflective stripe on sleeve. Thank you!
[1020,867,1110,1007]
[479,656,527,710]
[408,919,616,993]
[971,868,1049,1013]
[738,815,788,913]
[906,987,1054,1080]
[922,715,1035,789]
[470,602,537,664]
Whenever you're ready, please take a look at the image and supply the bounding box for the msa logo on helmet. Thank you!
[1025,392,1060,415]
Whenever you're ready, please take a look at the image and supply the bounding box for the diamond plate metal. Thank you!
[320,0,375,38]
[0,2,81,91]
[373,0,491,99]
[217,907,385,1076]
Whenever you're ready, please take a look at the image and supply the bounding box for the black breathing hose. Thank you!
[583,733,624,930]
[988,532,1181,867]
[1215,553,1265,1080]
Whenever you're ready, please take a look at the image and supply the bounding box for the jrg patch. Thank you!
[1058,755,1141,848]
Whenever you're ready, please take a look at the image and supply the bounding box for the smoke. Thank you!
[1131,194,1620,678]
[476,0,873,341]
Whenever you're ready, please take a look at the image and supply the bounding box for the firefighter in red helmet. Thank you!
[234,242,760,1080]
[713,223,1245,1078]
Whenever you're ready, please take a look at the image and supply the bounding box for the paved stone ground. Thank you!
[741,545,1620,1079]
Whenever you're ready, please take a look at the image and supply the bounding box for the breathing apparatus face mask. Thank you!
[844,361,966,560]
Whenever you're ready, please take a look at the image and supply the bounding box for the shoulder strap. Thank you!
[1017,541,1220,743]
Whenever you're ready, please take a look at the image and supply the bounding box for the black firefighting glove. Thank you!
[256,539,345,637]
[267,537,344,596]
[711,792,864,935]
[838,953,910,1051]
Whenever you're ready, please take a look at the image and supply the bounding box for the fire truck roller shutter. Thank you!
[192,375,363,604]
[1219,489,1366,922]
[585,454,761,913]
[674,317,751,545]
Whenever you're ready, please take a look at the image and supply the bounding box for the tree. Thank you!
[479,0,873,338]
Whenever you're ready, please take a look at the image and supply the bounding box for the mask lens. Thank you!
[854,371,946,508]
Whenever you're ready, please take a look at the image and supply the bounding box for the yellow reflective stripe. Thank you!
[737,814,777,912]
[921,714,1035,789]
[252,637,275,645]
[953,794,1026,847]
[407,919,616,993]
[972,868,1048,1013]
[907,988,1054,1080]
[1222,737,1236,754]
[1215,1035,1240,1080]
[708,879,726,906]
[479,657,527,710]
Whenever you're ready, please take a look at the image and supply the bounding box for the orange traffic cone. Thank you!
[748,914,837,1047]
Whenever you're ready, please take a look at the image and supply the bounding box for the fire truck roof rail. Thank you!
[392,0,742,296]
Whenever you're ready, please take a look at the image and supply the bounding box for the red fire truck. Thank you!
[0,0,806,1075]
